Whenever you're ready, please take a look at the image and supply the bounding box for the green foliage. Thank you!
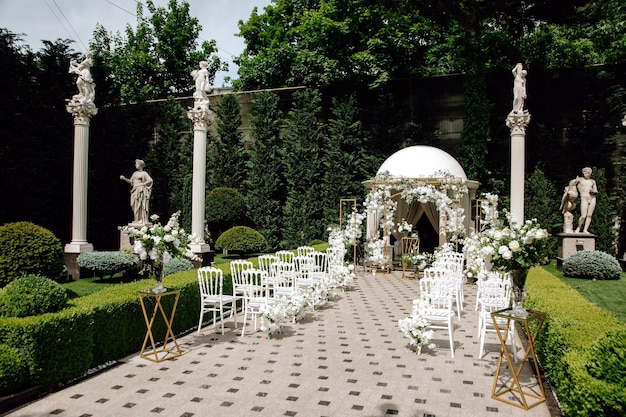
[587,167,616,254]
[205,187,247,239]
[214,226,268,255]
[0,343,28,396]
[586,329,626,386]
[210,94,246,190]
[234,0,433,90]
[0,275,68,318]
[526,267,626,416]
[525,166,561,253]
[91,0,227,103]
[562,250,622,280]
[77,251,139,279]
[0,222,65,287]
[282,89,326,248]
[456,70,491,184]
[244,91,285,249]
[164,257,194,276]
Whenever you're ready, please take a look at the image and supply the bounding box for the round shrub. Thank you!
[562,250,622,280]
[215,226,268,256]
[0,222,65,287]
[77,250,139,279]
[0,274,68,317]
[0,344,28,396]
[205,187,247,227]
[164,257,195,276]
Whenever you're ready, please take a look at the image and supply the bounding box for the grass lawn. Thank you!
[62,252,263,297]
[542,260,626,323]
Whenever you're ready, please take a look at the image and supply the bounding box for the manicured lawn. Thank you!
[542,260,626,323]
[62,252,263,297]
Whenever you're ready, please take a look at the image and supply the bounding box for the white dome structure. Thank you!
[376,145,467,182]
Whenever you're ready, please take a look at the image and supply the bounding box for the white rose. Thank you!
[508,240,520,252]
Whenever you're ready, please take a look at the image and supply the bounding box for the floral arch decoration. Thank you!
[357,170,469,265]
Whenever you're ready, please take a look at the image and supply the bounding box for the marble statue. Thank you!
[120,159,153,225]
[191,60,212,108]
[560,178,578,233]
[575,167,597,234]
[511,62,527,114]
[68,51,95,103]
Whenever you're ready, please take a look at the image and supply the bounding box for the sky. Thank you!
[0,0,272,86]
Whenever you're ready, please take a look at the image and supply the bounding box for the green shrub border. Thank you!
[0,244,328,394]
[526,267,626,417]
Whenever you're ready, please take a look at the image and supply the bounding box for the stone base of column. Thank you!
[64,242,94,280]
[556,233,596,269]
[189,243,214,268]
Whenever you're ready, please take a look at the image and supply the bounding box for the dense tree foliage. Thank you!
[210,94,246,190]
[91,0,226,103]
[244,91,286,249]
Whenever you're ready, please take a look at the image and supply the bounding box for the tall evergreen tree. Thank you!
[322,94,374,226]
[211,94,246,190]
[525,166,561,254]
[282,89,326,248]
[245,91,285,249]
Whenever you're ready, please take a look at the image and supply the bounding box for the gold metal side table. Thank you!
[138,289,182,363]
[491,308,547,410]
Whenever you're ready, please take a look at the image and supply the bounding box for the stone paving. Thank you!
[4,270,560,417]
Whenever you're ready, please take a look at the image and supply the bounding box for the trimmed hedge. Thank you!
[0,243,329,395]
[526,267,626,416]
[0,344,28,396]
[0,275,68,317]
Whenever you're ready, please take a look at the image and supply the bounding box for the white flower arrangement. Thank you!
[331,265,355,290]
[118,211,200,288]
[396,219,413,235]
[398,298,436,354]
[366,238,388,264]
[259,300,288,338]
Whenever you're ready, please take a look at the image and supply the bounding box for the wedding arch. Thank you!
[362,146,480,259]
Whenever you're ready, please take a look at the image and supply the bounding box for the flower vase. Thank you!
[509,269,529,317]
[151,259,167,294]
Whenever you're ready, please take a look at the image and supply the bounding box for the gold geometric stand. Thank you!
[138,289,182,363]
[491,308,547,410]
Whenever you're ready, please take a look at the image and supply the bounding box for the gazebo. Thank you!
[364,146,480,258]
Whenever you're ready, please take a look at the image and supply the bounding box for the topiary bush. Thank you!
[0,222,65,287]
[215,226,268,256]
[205,187,247,238]
[0,275,68,317]
[77,251,139,279]
[164,257,195,276]
[562,250,622,280]
[0,344,28,396]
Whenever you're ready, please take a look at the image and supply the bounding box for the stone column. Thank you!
[506,111,531,223]
[187,101,214,265]
[64,100,98,278]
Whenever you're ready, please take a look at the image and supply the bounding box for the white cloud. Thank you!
[0,0,271,86]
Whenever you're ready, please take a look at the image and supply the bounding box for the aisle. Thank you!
[5,271,555,417]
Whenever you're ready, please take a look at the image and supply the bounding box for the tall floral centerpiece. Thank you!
[120,211,200,293]
[465,210,550,316]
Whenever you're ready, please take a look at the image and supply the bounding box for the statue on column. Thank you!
[191,60,212,110]
[560,179,579,233]
[120,159,153,225]
[68,51,95,103]
[511,62,527,114]
[575,167,598,234]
